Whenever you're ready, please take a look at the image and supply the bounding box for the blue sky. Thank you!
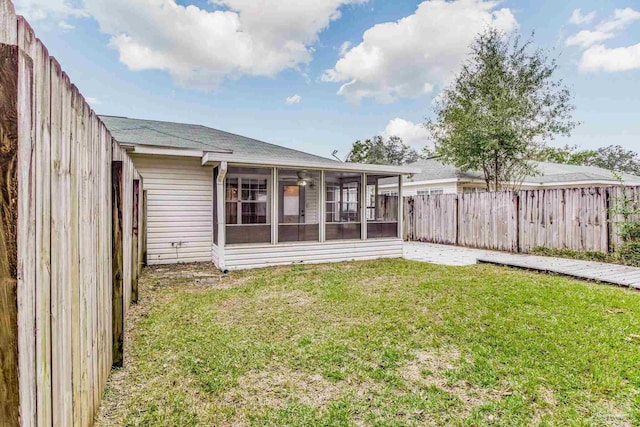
[15,0,640,159]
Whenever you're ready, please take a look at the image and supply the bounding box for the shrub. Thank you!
[608,174,640,265]
[616,241,640,267]
[618,221,640,242]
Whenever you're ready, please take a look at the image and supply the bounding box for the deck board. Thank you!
[478,254,640,289]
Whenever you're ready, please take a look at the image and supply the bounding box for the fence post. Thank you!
[0,37,20,427]
[455,194,460,246]
[142,189,148,266]
[515,192,521,253]
[111,161,124,367]
[606,186,613,253]
[131,178,139,304]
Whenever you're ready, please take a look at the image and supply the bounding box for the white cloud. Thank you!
[58,20,75,30]
[90,0,367,89]
[579,43,640,72]
[322,0,517,104]
[13,0,86,22]
[285,94,301,104]
[597,8,640,33]
[569,9,596,25]
[566,7,640,72]
[86,96,100,105]
[566,8,640,48]
[339,41,352,55]
[566,30,613,48]
[381,118,430,148]
[18,0,367,89]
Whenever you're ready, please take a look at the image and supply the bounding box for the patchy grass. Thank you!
[96,260,640,426]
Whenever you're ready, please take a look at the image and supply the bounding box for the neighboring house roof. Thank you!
[381,158,640,186]
[100,115,341,167]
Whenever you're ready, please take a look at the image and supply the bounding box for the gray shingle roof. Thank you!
[388,158,640,185]
[100,115,341,167]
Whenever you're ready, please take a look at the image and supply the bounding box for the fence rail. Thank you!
[401,186,640,254]
[0,2,143,425]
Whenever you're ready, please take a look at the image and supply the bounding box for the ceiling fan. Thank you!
[296,171,314,187]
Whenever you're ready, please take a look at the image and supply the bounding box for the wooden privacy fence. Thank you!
[402,186,639,254]
[0,2,145,426]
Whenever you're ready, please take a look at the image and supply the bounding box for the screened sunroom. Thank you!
[208,158,420,271]
[102,115,420,269]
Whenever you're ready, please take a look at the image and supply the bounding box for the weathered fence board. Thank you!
[1,2,142,424]
[458,192,519,252]
[518,188,608,253]
[403,194,457,244]
[0,8,20,422]
[16,17,37,426]
[132,179,139,303]
[111,161,124,368]
[33,30,51,427]
[402,186,639,254]
[50,57,74,427]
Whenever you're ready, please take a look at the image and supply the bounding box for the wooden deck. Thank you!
[478,253,640,290]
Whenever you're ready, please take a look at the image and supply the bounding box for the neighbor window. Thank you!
[417,188,444,196]
[462,187,486,194]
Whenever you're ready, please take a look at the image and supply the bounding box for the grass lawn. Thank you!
[96,259,640,426]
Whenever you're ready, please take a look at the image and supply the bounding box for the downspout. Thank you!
[217,161,228,273]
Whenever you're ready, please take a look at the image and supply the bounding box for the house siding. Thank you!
[132,154,213,265]
[402,182,458,196]
[304,183,319,224]
[224,238,403,270]
[212,243,220,268]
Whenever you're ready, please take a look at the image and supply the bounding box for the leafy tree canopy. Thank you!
[427,28,578,190]
[537,144,640,175]
[535,144,596,165]
[589,145,640,175]
[348,135,422,165]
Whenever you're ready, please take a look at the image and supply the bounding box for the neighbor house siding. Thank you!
[402,182,458,197]
[132,154,213,264]
[224,238,403,270]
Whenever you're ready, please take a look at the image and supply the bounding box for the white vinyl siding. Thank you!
[417,188,444,196]
[304,183,318,224]
[132,154,213,264]
[224,238,403,270]
[402,182,458,196]
[212,243,220,268]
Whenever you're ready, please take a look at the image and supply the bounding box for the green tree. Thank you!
[590,145,640,175]
[348,135,422,165]
[427,28,578,190]
[535,144,596,165]
[536,144,640,175]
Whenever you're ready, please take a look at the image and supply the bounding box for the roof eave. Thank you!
[202,152,422,174]
[123,143,204,158]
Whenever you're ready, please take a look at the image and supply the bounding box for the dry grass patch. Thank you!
[400,347,493,418]
[223,366,338,410]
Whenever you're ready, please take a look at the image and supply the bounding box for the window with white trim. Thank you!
[417,188,444,196]
[224,167,272,245]
[225,176,269,224]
